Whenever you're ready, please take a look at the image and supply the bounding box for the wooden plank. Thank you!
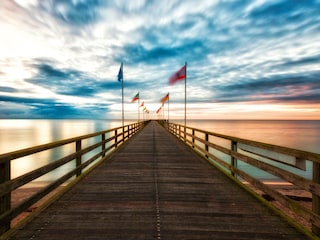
[7,121,308,240]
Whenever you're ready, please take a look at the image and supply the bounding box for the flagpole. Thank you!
[138,96,140,122]
[163,103,164,120]
[168,93,169,124]
[184,61,187,141]
[121,63,124,128]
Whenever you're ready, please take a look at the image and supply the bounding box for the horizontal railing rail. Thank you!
[161,121,320,236]
[0,121,149,234]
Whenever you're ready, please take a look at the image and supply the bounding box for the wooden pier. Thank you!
[2,121,310,239]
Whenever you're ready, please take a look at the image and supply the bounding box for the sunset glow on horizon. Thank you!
[0,0,319,120]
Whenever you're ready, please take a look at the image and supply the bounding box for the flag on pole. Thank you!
[169,65,186,85]
[131,92,139,103]
[140,101,144,107]
[117,62,124,128]
[117,63,123,82]
[169,62,187,137]
[156,106,162,114]
[160,93,169,106]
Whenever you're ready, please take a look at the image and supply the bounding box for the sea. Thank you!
[0,119,319,182]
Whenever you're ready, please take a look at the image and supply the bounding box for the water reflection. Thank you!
[176,120,320,153]
[0,119,132,181]
[177,120,320,182]
[1,119,319,183]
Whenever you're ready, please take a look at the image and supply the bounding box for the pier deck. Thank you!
[8,121,307,239]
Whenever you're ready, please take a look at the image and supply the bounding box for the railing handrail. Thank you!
[0,121,149,234]
[160,120,320,237]
[173,122,320,162]
[0,124,132,164]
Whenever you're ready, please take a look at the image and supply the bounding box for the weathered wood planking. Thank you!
[7,121,308,239]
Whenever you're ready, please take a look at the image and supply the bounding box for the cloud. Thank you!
[0,87,18,93]
[247,0,318,19]
[115,39,208,66]
[1,0,320,119]
[245,0,320,39]
[38,0,103,27]
[0,101,31,119]
[27,62,112,97]
[30,102,107,119]
[279,54,320,68]
[214,71,320,103]
[0,95,109,119]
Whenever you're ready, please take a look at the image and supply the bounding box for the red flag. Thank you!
[160,93,169,106]
[156,106,162,114]
[169,65,186,85]
[131,93,139,103]
[140,101,144,107]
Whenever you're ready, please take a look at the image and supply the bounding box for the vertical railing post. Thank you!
[177,125,179,137]
[76,140,82,176]
[127,125,129,138]
[192,129,195,148]
[122,126,124,143]
[184,126,186,142]
[231,141,238,177]
[205,133,209,158]
[312,162,320,235]
[123,126,126,141]
[127,125,130,138]
[0,160,11,234]
[101,134,106,158]
[115,129,118,148]
[127,125,130,139]
[179,125,181,140]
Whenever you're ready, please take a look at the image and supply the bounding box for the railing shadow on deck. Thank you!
[0,121,149,235]
[159,120,320,237]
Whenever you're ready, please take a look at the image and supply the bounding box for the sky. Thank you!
[0,0,320,120]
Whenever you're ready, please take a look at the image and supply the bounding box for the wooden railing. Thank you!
[162,121,320,236]
[0,121,149,234]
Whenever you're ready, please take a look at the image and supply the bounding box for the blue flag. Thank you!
[117,63,123,82]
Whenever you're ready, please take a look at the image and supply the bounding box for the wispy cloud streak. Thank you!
[0,0,319,119]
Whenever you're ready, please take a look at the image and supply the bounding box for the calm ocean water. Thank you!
[0,119,319,182]
[175,119,320,154]
[0,119,134,154]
